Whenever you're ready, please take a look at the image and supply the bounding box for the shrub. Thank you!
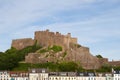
[50,45,62,52]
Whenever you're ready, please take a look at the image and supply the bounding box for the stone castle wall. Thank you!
[12,38,35,50]
[98,58,108,65]
[11,29,77,50]
[11,29,109,69]
[34,30,77,50]
[34,30,65,49]
[70,38,77,44]
[109,61,120,66]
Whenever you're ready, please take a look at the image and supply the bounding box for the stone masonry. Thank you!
[12,29,77,50]
[34,29,77,50]
[11,29,108,69]
[12,38,35,50]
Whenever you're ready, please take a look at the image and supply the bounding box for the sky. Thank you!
[0,0,120,61]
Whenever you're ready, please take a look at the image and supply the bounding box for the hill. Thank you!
[0,44,120,72]
[11,29,108,69]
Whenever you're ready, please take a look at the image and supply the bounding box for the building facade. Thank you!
[0,71,10,80]
[29,68,49,80]
[9,71,29,80]
[1,68,120,80]
[113,70,120,80]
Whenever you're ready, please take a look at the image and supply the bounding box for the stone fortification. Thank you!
[65,47,101,69]
[11,29,108,69]
[12,38,35,50]
[34,29,77,50]
[109,61,120,66]
[25,45,107,69]
[12,29,77,50]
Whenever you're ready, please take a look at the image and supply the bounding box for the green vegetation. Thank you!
[39,45,62,53]
[0,44,83,72]
[85,64,120,73]
[73,44,81,48]
[62,51,67,57]
[96,64,112,72]
[58,61,79,71]
[50,45,62,52]
[76,44,81,48]
[12,62,84,72]
[113,66,120,70]
[0,44,42,70]
[96,54,103,58]
[39,49,48,53]
[0,43,119,72]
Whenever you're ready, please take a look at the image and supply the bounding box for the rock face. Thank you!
[25,46,107,69]
[11,29,108,69]
[65,47,101,69]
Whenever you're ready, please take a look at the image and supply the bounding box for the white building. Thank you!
[1,68,119,80]
[95,73,106,80]
[29,68,49,80]
[0,71,10,80]
[76,72,96,80]
[76,72,87,80]
[9,71,29,80]
[113,70,120,80]
[49,72,76,80]
[49,76,76,80]
[105,73,113,80]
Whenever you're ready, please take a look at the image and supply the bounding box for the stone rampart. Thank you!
[109,61,120,66]
[12,29,77,50]
[11,29,109,69]
[34,30,77,50]
[12,38,35,50]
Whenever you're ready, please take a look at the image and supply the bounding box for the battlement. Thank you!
[11,30,77,50]
[34,29,77,49]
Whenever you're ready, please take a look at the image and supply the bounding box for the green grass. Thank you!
[12,62,84,72]
[39,45,62,54]
[50,45,62,52]
[39,49,48,53]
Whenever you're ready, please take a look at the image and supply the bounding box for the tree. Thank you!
[96,54,103,58]
[0,44,42,70]
[58,61,78,71]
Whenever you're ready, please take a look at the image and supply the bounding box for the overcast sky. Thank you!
[0,0,120,61]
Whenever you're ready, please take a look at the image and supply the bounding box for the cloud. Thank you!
[0,0,101,34]
[11,8,120,44]
[0,0,98,35]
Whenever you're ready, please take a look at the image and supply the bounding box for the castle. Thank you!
[11,29,109,69]
[12,29,77,50]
